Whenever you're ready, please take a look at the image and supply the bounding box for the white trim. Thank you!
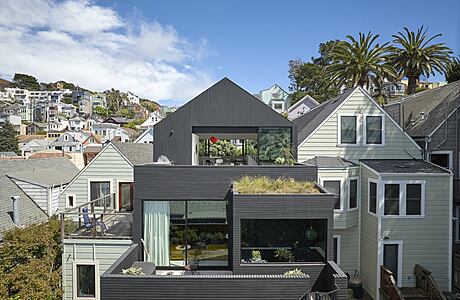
[288,94,319,112]
[337,113,360,146]
[66,193,76,208]
[380,240,404,287]
[429,150,453,170]
[333,235,341,266]
[368,179,379,216]
[320,177,344,211]
[348,177,359,210]
[363,114,385,146]
[73,260,99,300]
[448,175,453,291]
[380,180,425,217]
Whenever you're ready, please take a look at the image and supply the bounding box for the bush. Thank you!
[233,176,319,194]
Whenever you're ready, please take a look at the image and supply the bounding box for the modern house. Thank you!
[254,84,291,113]
[288,95,319,120]
[60,78,347,300]
[294,86,453,298]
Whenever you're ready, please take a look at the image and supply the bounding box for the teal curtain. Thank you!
[143,201,170,266]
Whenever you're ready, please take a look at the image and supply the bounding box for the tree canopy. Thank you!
[0,122,19,154]
[445,56,460,83]
[12,73,40,90]
[140,99,160,112]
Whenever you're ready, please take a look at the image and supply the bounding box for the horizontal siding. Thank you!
[58,144,133,212]
[335,225,359,275]
[298,90,421,162]
[12,179,49,214]
[380,174,452,290]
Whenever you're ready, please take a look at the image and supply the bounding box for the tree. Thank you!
[388,26,452,94]
[0,217,73,299]
[0,122,19,154]
[199,140,237,156]
[105,88,128,113]
[325,32,397,89]
[61,96,73,105]
[13,73,40,90]
[94,106,109,117]
[140,99,160,112]
[445,56,460,83]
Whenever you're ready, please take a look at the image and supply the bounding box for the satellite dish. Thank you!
[155,155,171,165]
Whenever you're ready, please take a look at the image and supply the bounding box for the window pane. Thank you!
[258,128,292,164]
[349,180,358,209]
[90,181,111,207]
[241,219,327,263]
[366,116,382,144]
[341,116,357,144]
[77,265,95,297]
[169,201,186,267]
[430,154,450,169]
[369,182,377,214]
[324,181,341,209]
[384,184,400,215]
[406,184,421,215]
[333,237,338,264]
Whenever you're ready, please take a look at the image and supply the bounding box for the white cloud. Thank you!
[0,0,213,103]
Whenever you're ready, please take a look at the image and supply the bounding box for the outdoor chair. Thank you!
[82,207,108,234]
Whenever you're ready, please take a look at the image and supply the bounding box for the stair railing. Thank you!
[380,265,404,300]
[414,264,446,300]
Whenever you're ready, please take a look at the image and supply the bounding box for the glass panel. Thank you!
[340,116,357,144]
[240,219,327,263]
[430,154,450,169]
[169,201,186,267]
[383,244,399,281]
[324,181,341,209]
[369,182,377,214]
[384,184,400,215]
[366,116,382,144]
[258,128,292,164]
[349,180,358,209]
[406,184,421,215]
[90,181,111,207]
[120,183,132,211]
[77,265,95,297]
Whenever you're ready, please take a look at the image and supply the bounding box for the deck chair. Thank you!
[82,207,108,234]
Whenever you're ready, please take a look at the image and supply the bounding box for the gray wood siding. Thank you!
[297,89,421,163]
[62,239,133,300]
[359,166,379,299]
[58,144,133,212]
[11,179,49,214]
[335,225,359,276]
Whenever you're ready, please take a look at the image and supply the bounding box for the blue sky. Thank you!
[1,0,459,106]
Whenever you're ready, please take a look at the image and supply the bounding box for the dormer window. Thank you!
[339,116,357,144]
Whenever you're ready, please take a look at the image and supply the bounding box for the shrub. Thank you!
[284,268,306,276]
[233,176,319,194]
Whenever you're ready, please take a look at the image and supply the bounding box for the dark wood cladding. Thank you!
[153,78,297,165]
[232,193,334,284]
[133,164,318,245]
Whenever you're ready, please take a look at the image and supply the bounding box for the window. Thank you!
[333,236,341,265]
[240,219,327,263]
[430,152,451,169]
[340,116,357,144]
[369,181,377,214]
[384,184,400,215]
[273,103,283,110]
[66,194,75,208]
[349,179,358,209]
[76,264,95,298]
[90,181,111,207]
[366,116,383,144]
[258,127,292,164]
[323,180,341,210]
[406,184,421,215]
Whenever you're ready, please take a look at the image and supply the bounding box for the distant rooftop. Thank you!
[112,142,153,165]
[304,156,358,169]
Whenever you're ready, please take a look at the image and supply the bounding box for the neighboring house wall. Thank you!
[62,239,133,300]
[57,144,133,212]
[297,89,421,163]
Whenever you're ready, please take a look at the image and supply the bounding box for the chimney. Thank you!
[11,196,20,226]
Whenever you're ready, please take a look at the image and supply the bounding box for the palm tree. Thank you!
[388,26,452,94]
[325,32,397,90]
[445,56,460,83]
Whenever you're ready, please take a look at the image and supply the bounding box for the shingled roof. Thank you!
[304,156,358,169]
[112,142,153,165]
[292,88,356,144]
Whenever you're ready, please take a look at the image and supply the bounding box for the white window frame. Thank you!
[337,114,360,147]
[320,177,344,211]
[429,150,453,170]
[381,180,425,218]
[66,193,76,208]
[87,179,114,209]
[381,240,403,287]
[271,100,285,111]
[368,179,379,216]
[363,114,385,146]
[348,177,359,211]
[73,260,99,300]
[333,235,341,265]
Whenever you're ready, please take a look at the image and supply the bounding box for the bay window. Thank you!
[382,182,424,217]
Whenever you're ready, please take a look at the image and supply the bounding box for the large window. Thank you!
[384,184,400,215]
[349,179,358,209]
[90,181,111,208]
[76,264,96,298]
[144,200,229,268]
[258,127,292,164]
[240,219,327,263]
[333,236,341,265]
[323,180,341,210]
[366,116,383,144]
[340,116,357,144]
[406,184,422,215]
[369,181,377,214]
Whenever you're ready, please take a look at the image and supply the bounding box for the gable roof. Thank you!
[111,142,153,165]
[288,95,320,113]
[134,128,153,143]
[303,156,358,169]
[7,161,78,188]
[292,88,355,144]
[385,80,460,137]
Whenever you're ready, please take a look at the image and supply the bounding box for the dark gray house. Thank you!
[92,78,346,299]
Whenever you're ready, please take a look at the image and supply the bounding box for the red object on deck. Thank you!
[210,136,218,143]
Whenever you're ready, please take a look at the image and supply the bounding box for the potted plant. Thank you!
[274,248,294,262]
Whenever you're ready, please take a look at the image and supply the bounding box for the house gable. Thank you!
[297,88,422,162]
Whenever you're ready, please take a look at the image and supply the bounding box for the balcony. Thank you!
[60,193,132,240]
